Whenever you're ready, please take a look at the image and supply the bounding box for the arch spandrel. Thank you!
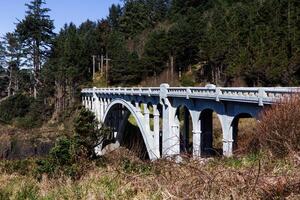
[102,98,157,160]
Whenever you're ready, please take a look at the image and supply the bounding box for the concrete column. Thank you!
[103,98,108,114]
[87,97,92,111]
[153,104,160,158]
[91,97,94,111]
[82,96,85,106]
[135,102,141,113]
[99,98,104,122]
[83,96,86,108]
[193,130,201,157]
[143,103,150,133]
[86,97,89,109]
[85,97,88,110]
[162,104,179,157]
[160,83,180,157]
[94,96,101,122]
[220,115,234,157]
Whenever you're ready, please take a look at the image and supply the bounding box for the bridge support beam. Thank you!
[161,90,180,157]
[153,104,160,158]
[99,98,104,122]
[143,103,150,133]
[220,115,234,157]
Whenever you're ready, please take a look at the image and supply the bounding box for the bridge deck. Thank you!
[82,86,299,105]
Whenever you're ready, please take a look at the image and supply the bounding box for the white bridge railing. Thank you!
[82,86,299,106]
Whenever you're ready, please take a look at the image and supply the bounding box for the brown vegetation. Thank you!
[258,95,300,157]
[1,148,299,199]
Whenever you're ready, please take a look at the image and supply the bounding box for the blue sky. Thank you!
[0,0,122,36]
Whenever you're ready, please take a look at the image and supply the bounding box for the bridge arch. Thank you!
[231,112,256,153]
[102,99,156,160]
[173,105,194,155]
[199,108,223,156]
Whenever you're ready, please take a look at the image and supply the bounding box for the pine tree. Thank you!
[2,32,22,96]
[16,0,55,98]
[108,4,122,29]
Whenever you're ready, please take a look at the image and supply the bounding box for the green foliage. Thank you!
[50,136,74,166]
[16,0,55,64]
[35,108,109,179]
[0,94,32,122]
[16,183,39,200]
[121,158,153,175]
[143,30,170,75]
[74,108,111,158]
[0,93,52,128]
[16,0,55,97]
[0,188,11,200]
[107,31,143,85]
[108,4,122,29]
[35,136,82,179]
[180,74,195,87]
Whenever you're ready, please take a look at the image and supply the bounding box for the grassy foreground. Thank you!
[0,148,299,200]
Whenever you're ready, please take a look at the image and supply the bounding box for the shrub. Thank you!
[36,108,110,179]
[258,95,300,157]
[35,136,78,179]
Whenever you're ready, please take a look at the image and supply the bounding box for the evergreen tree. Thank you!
[108,4,122,29]
[2,32,22,96]
[143,30,170,76]
[16,0,55,98]
[0,41,5,68]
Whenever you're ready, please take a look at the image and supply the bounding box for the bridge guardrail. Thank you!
[82,86,299,105]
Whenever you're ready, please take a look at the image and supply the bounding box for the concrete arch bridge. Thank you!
[81,84,298,160]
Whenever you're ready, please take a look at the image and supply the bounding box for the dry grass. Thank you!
[0,148,299,199]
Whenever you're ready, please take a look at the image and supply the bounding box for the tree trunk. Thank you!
[7,65,12,97]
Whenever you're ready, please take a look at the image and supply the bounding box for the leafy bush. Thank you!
[258,95,300,157]
[0,94,33,122]
[35,108,111,179]
[35,136,79,179]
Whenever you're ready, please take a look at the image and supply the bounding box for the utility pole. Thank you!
[92,55,96,80]
[104,53,111,86]
[170,55,174,81]
[101,54,104,75]
[97,55,101,72]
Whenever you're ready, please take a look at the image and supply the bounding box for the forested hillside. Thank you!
[0,0,299,122]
